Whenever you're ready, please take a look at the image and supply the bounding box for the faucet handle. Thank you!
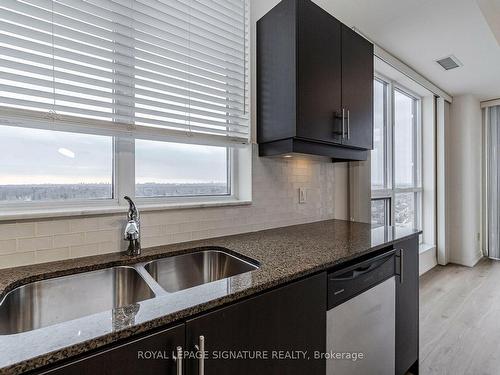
[124,220,140,241]
[124,196,139,221]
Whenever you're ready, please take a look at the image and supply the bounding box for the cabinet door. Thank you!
[186,273,326,375]
[395,236,419,375]
[341,24,373,149]
[39,324,185,375]
[296,0,342,144]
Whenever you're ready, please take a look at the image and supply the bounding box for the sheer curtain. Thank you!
[486,105,500,258]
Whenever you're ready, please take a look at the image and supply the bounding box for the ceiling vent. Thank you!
[436,55,463,71]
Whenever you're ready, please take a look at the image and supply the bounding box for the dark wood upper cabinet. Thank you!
[185,273,326,375]
[395,236,419,375]
[341,24,374,149]
[257,0,373,160]
[296,0,342,144]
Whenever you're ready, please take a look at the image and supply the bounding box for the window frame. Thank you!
[371,74,423,230]
[371,197,392,228]
[0,131,248,215]
[0,0,252,219]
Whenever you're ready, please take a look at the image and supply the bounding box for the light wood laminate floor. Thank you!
[420,258,500,375]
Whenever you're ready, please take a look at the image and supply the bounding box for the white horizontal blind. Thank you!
[0,0,250,144]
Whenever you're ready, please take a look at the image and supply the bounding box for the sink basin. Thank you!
[144,250,259,293]
[0,266,154,335]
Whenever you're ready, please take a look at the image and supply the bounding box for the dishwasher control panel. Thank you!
[327,249,395,309]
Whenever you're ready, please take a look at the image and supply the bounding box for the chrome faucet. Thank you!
[123,196,141,256]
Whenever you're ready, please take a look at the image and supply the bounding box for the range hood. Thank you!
[258,138,368,161]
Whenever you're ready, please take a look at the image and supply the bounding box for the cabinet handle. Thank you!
[342,108,346,139]
[174,346,183,375]
[347,109,350,140]
[198,335,205,375]
[399,249,404,284]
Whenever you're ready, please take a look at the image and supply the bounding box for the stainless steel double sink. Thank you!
[0,249,259,335]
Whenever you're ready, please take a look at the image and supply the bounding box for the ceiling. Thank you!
[311,0,500,101]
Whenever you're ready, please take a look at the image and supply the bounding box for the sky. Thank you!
[371,85,416,189]
[0,125,228,185]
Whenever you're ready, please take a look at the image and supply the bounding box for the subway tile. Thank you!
[0,251,36,269]
[0,239,17,255]
[141,225,167,238]
[171,232,192,244]
[68,218,100,233]
[98,215,124,230]
[36,220,70,236]
[17,236,52,252]
[142,234,173,248]
[53,233,85,248]
[0,223,36,240]
[84,229,120,244]
[98,241,121,255]
[70,244,100,258]
[190,229,212,241]
[35,247,70,264]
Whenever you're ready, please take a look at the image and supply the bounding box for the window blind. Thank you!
[0,0,249,145]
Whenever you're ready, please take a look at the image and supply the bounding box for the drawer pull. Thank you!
[174,346,182,375]
[198,335,205,375]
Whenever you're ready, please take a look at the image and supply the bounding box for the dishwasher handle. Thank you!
[329,256,390,281]
[329,249,396,281]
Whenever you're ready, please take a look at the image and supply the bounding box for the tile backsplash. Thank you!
[0,149,343,269]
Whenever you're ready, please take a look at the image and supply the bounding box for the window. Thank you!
[135,140,229,198]
[371,79,388,190]
[0,0,249,210]
[371,197,391,228]
[371,77,422,230]
[0,125,113,202]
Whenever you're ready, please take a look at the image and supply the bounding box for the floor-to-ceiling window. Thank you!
[371,76,422,230]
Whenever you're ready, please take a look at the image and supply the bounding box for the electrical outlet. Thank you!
[299,188,306,204]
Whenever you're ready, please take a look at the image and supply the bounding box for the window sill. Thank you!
[0,199,252,222]
[419,243,436,255]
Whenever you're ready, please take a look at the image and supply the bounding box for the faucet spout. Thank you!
[123,196,141,256]
[124,196,139,222]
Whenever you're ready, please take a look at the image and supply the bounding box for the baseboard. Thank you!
[449,250,484,267]
[419,244,437,275]
[469,250,484,267]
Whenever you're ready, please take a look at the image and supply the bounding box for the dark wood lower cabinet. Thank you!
[38,273,326,375]
[185,273,326,375]
[395,236,419,375]
[38,324,184,375]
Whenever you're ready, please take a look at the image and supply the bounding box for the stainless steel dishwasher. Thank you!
[326,249,396,375]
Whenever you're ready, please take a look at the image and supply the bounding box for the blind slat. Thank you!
[41,0,246,60]
[0,68,248,119]
[0,0,249,144]
[1,0,246,75]
[0,47,248,111]
[0,21,247,97]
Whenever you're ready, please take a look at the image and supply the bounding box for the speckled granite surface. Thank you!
[0,219,419,374]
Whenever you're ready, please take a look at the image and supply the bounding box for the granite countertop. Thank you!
[0,219,420,374]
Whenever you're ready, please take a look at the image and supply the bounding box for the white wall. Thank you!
[350,160,371,223]
[0,0,350,269]
[334,163,350,220]
[447,95,483,267]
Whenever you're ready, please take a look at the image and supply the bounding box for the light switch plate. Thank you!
[299,188,306,204]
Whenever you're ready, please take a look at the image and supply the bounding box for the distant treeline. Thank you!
[0,183,228,201]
